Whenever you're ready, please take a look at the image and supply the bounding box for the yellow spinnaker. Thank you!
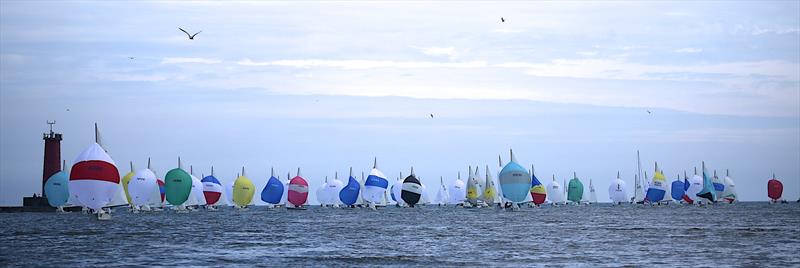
[233,175,255,207]
[121,171,135,204]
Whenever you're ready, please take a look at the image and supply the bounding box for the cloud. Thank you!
[751,26,800,35]
[413,46,457,59]
[493,28,525,34]
[674,47,703,53]
[102,73,167,82]
[237,59,489,69]
[161,57,222,64]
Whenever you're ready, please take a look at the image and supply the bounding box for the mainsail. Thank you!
[498,149,531,203]
[483,165,499,205]
[435,176,450,205]
[466,166,480,206]
[588,179,598,204]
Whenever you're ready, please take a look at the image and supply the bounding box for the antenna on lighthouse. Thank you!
[47,120,56,134]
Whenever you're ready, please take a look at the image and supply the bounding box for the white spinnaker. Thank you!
[419,183,429,205]
[128,168,157,207]
[448,176,466,205]
[608,176,628,203]
[363,168,388,204]
[547,176,565,204]
[723,174,737,201]
[392,179,405,206]
[316,179,329,205]
[685,174,703,203]
[191,174,206,206]
[326,175,344,206]
[69,143,119,210]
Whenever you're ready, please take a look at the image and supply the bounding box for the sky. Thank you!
[1,1,798,205]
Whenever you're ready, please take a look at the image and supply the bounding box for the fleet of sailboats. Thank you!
[46,126,791,220]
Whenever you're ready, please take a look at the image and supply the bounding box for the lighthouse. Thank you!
[42,121,62,197]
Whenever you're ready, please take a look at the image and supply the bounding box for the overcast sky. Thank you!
[1,1,798,205]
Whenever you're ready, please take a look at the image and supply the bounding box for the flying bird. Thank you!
[128,57,135,60]
[179,27,202,40]
[430,113,434,118]
[501,17,505,22]
[647,110,652,114]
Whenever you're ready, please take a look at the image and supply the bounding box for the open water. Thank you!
[1,202,799,267]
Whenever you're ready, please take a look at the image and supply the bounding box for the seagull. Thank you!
[501,17,505,22]
[179,27,202,40]
[128,57,135,60]
[647,110,652,114]
[66,108,70,112]
[430,113,434,118]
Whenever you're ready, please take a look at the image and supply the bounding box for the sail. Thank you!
[548,175,565,204]
[364,159,389,204]
[721,170,737,203]
[607,173,627,203]
[529,166,546,205]
[670,174,685,202]
[281,173,290,205]
[128,168,158,207]
[339,169,361,206]
[712,170,725,200]
[567,173,584,203]
[448,173,466,205]
[499,150,531,203]
[483,166,499,205]
[684,168,703,204]
[44,171,69,207]
[391,177,405,206]
[288,169,309,206]
[69,142,120,210]
[695,162,716,203]
[188,173,207,206]
[645,163,667,203]
[400,168,422,207]
[316,177,329,205]
[202,174,224,205]
[767,175,783,201]
[326,173,344,206]
[419,183,430,205]
[435,177,450,205]
[260,169,284,205]
[466,166,480,206]
[165,165,192,206]
[121,163,135,205]
[156,178,165,205]
[232,169,255,207]
[588,179,598,204]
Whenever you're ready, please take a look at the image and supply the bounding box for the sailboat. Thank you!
[483,165,499,206]
[165,157,192,211]
[339,167,361,207]
[121,162,135,207]
[232,167,255,209]
[128,158,159,212]
[288,168,309,209]
[529,165,547,207]
[317,176,329,207]
[567,172,584,205]
[448,172,466,205]
[644,162,667,204]
[69,123,120,220]
[363,158,389,209]
[608,172,627,205]
[683,168,703,204]
[202,166,224,210]
[547,175,565,205]
[767,174,784,203]
[155,178,165,210]
[400,167,422,207]
[466,166,480,207]
[671,173,686,203]
[327,172,344,208]
[588,179,598,204]
[418,179,430,206]
[435,176,450,206]
[498,149,531,209]
[357,172,366,207]
[695,162,717,204]
[44,160,70,212]
[187,166,207,210]
[280,172,290,207]
[260,167,284,208]
[712,170,725,201]
[391,172,405,207]
[721,170,737,204]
